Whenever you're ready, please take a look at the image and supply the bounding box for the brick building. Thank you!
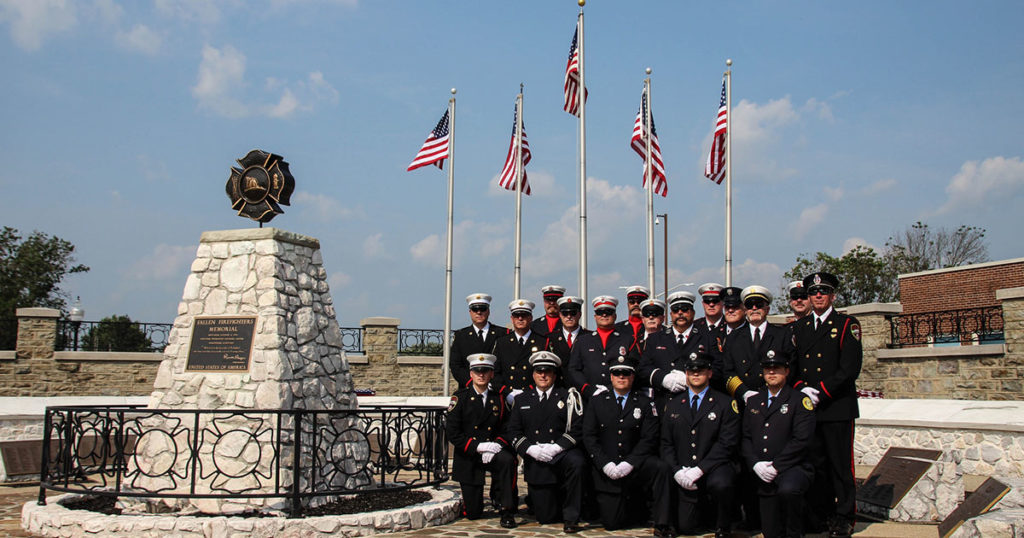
[898,257,1024,314]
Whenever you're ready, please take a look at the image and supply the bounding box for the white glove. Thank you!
[476,442,501,454]
[753,461,775,483]
[801,386,820,405]
[683,466,703,489]
[673,468,690,488]
[527,444,552,463]
[603,462,618,479]
[505,389,523,407]
[742,390,758,404]
[765,462,778,481]
[481,452,495,464]
[615,461,634,478]
[592,385,609,396]
[662,370,682,391]
[542,443,564,460]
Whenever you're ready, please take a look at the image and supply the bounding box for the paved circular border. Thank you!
[22,487,460,537]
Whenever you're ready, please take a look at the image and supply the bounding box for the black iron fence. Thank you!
[887,306,1004,348]
[398,329,446,356]
[0,318,16,350]
[56,320,172,353]
[39,404,448,517]
[338,327,364,353]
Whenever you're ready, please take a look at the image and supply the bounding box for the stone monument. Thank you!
[133,227,366,513]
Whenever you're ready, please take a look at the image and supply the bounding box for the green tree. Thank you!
[781,245,897,309]
[0,227,89,316]
[81,315,153,352]
[885,221,989,274]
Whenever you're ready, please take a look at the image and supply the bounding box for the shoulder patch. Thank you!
[447,395,458,412]
[850,323,861,341]
[802,396,814,411]
[731,400,739,414]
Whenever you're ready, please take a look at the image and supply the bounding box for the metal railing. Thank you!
[39,404,448,517]
[887,306,1004,348]
[56,320,172,353]
[338,327,364,353]
[0,318,16,350]
[397,329,445,356]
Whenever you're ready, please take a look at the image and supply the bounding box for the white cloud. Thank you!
[842,237,875,254]
[863,178,896,196]
[90,0,123,24]
[155,0,221,24]
[192,45,338,119]
[410,234,441,265]
[292,191,359,221]
[126,244,196,281]
[823,185,844,202]
[115,23,161,55]
[329,272,352,289]
[731,97,798,145]
[802,97,834,122]
[936,156,1024,214]
[0,0,77,51]
[410,219,510,267]
[270,0,358,7]
[363,232,384,259]
[792,203,828,239]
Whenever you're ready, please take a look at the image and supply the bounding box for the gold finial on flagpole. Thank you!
[726,59,732,67]
[578,0,585,6]
[451,88,456,94]
[645,67,652,75]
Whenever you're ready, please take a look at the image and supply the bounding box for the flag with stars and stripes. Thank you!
[704,79,727,184]
[498,105,532,195]
[407,110,450,171]
[563,23,587,116]
[631,91,667,197]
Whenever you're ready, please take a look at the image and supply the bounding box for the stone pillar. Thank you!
[996,286,1024,393]
[14,308,60,360]
[843,302,902,395]
[136,228,365,514]
[359,317,400,394]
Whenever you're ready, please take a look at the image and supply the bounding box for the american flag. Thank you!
[630,90,667,197]
[563,23,587,116]
[498,105,532,195]
[407,110,450,171]
[704,79,727,184]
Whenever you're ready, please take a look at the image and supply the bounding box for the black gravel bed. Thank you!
[59,489,433,518]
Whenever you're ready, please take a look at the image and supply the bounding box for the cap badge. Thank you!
[813,274,822,285]
[617,356,625,363]
[767,350,775,359]
[689,352,697,359]
[619,346,627,356]
[707,412,717,421]
[780,403,790,415]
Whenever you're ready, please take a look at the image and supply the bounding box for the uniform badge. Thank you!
[707,412,717,421]
[619,346,627,356]
[830,327,838,338]
[670,413,679,419]
[731,400,739,414]
[802,396,814,410]
[633,408,642,419]
[447,395,458,412]
[851,323,861,341]
[780,404,789,415]
[749,408,759,415]
[531,346,538,352]
[557,400,564,409]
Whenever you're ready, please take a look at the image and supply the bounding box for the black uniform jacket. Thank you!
[723,322,795,399]
[506,386,584,485]
[445,386,509,484]
[545,329,580,386]
[790,310,863,422]
[741,384,816,475]
[531,315,562,338]
[449,323,509,388]
[660,387,740,475]
[638,327,706,393]
[568,328,638,398]
[493,331,547,393]
[615,317,644,340]
[582,390,660,492]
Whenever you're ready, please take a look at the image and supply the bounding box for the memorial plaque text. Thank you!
[186,316,257,372]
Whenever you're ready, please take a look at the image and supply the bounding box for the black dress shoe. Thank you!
[500,514,517,529]
[654,525,677,537]
[563,521,583,533]
[714,528,730,538]
[829,520,853,538]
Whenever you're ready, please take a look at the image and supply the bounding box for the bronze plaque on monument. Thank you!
[856,447,943,511]
[185,316,257,372]
[938,477,1010,537]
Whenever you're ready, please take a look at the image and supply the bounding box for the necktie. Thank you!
[540,391,547,403]
[478,329,484,340]
[567,332,573,349]
[691,394,699,413]
[677,333,685,345]
[767,396,774,409]
[519,337,525,346]
[815,317,821,331]
[753,327,761,349]
[617,395,625,410]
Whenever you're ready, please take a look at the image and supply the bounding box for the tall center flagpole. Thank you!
[513,87,524,300]
[644,70,656,296]
[577,5,589,327]
[724,59,733,286]
[442,88,456,398]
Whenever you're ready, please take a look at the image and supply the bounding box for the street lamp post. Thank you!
[69,297,84,351]
[656,214,668,299]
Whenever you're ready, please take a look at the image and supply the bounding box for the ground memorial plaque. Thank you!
[856,447,943,520]
[185,316,256,372]
[938,477,1011,537]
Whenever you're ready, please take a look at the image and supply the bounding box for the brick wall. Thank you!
[899,258,1024,314]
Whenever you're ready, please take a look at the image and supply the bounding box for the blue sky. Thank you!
[2,0,1023,329]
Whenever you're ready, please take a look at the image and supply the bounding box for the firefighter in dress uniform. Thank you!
[448,293,509,389]
[639,291,704,411]
[531,285,566,338]
[568,296,638,399]
[493,299,546,405]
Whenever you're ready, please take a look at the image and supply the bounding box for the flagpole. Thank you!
[513,87,524,300]
[442,88,456,398]
[577,3,588,327]
[724,59,733,287]
[644,70,656,296]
